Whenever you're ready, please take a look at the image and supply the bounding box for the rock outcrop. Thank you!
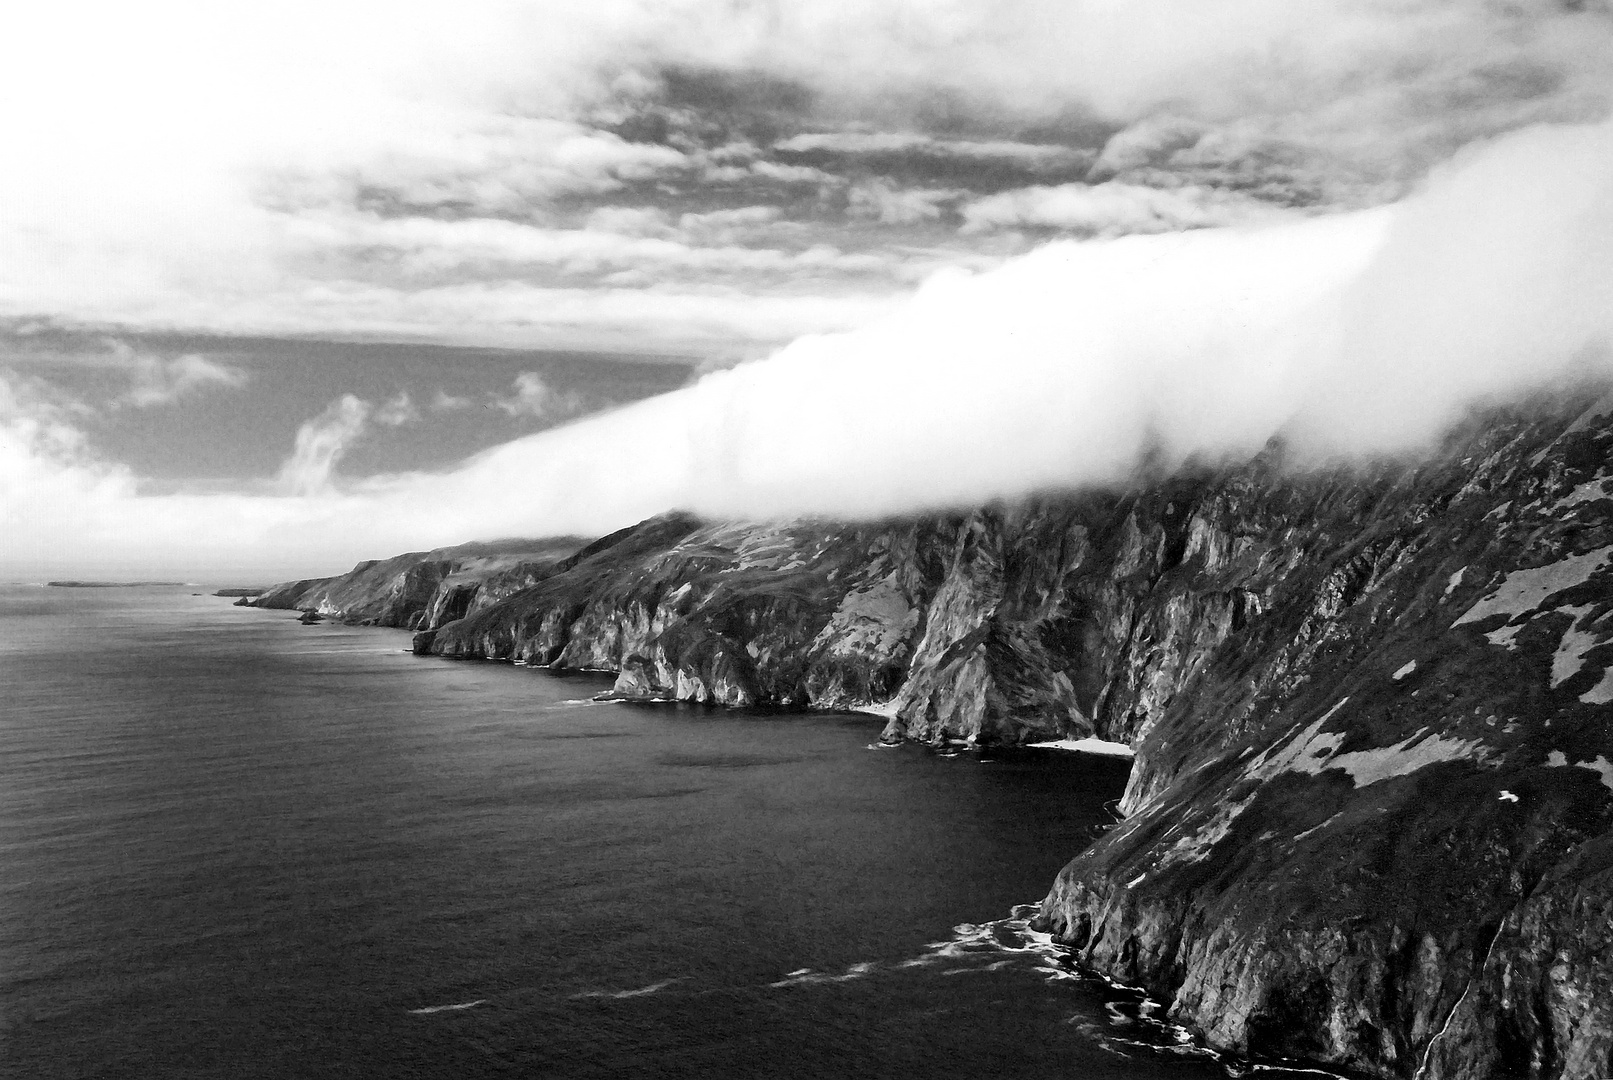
[1033,391,1613,1080]
[246,536,588,629]
[247,388,1613,1077]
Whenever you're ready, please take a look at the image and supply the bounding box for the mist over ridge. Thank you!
[385,117,1613,518]
[4,115,1613,579]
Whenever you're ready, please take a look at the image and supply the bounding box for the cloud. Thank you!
[848,182,962,225]
[490,372,581,419]
[4,115,1612,582]
[115,344,248,408]
[959,181,1284,235]
[276,395,373,496]
[373,391,420,426]
[776,131,1094,171]
[3,1,1609,351]
[431,390,474,411]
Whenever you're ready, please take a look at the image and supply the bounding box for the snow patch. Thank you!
[1453,547,1613,627]
[1498,790,1519,803]
[1392,660,1417,680]
[1443,567,1466,598]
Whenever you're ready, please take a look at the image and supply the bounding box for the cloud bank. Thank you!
[3,117,1610,578]
[3,0,1610,350]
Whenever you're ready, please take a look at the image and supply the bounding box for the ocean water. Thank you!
[0,586,1222,1079]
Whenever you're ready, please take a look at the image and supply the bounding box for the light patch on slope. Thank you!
[1030,737,1136,758]
[1549,477,1612,513]
[725,524,801,571]
[1393,660,1417,680]
[1247,697,1351,777]
[1546,750,1613,792]
[1158,793,1254,870]
[1301,729,1494,787]
[1453,547,1613,627]
[1254,697,1491,788]
[1158,698,1349,868]
[811,572,918,658]
[1157,693,1497,869]
[1561,388,1613,438]
[1443,567,1466,598]
[1550,605,1605,686]
[1485,621,1527,651]
[1580,668,1613,704]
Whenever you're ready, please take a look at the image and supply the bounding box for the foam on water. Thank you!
[408,999,489,1014]
[572,978,683,999]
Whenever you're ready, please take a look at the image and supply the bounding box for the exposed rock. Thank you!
[1035,391,1613,1080]
[245,537,587,629]
[248,387,1613,1077]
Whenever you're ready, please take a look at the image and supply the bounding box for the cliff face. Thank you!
[1033,392,1613,1080]
[248,390,1613,1078]
[247,537,588,629]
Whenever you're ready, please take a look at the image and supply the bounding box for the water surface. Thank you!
[0,586,1219,1078]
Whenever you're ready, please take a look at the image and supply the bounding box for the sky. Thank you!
[3,0,1613,579]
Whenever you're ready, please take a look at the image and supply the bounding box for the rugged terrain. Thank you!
[247,536,588,629]
[247,388,1613,1079]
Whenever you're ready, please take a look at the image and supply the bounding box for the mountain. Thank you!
[245,388,1613,1079]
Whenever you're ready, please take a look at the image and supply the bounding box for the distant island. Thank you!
[214,588,268,597]
[46,580,187,588]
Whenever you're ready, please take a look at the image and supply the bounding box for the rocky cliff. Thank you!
[247,536,588,629]
[247,388,1613,1078]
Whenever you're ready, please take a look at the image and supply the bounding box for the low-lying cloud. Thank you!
[2,117,1610,580]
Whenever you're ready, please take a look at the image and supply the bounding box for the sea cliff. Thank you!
[247,389,1613,1078]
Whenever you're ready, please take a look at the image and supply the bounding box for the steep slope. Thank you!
[247,536,588,629]
[1034,392,1613,1079]
[246,388,1613,1077]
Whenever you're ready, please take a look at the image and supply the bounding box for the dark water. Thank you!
[0,586,1219,1079]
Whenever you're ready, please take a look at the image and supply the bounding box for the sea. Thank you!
[0,585,1241,1079]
